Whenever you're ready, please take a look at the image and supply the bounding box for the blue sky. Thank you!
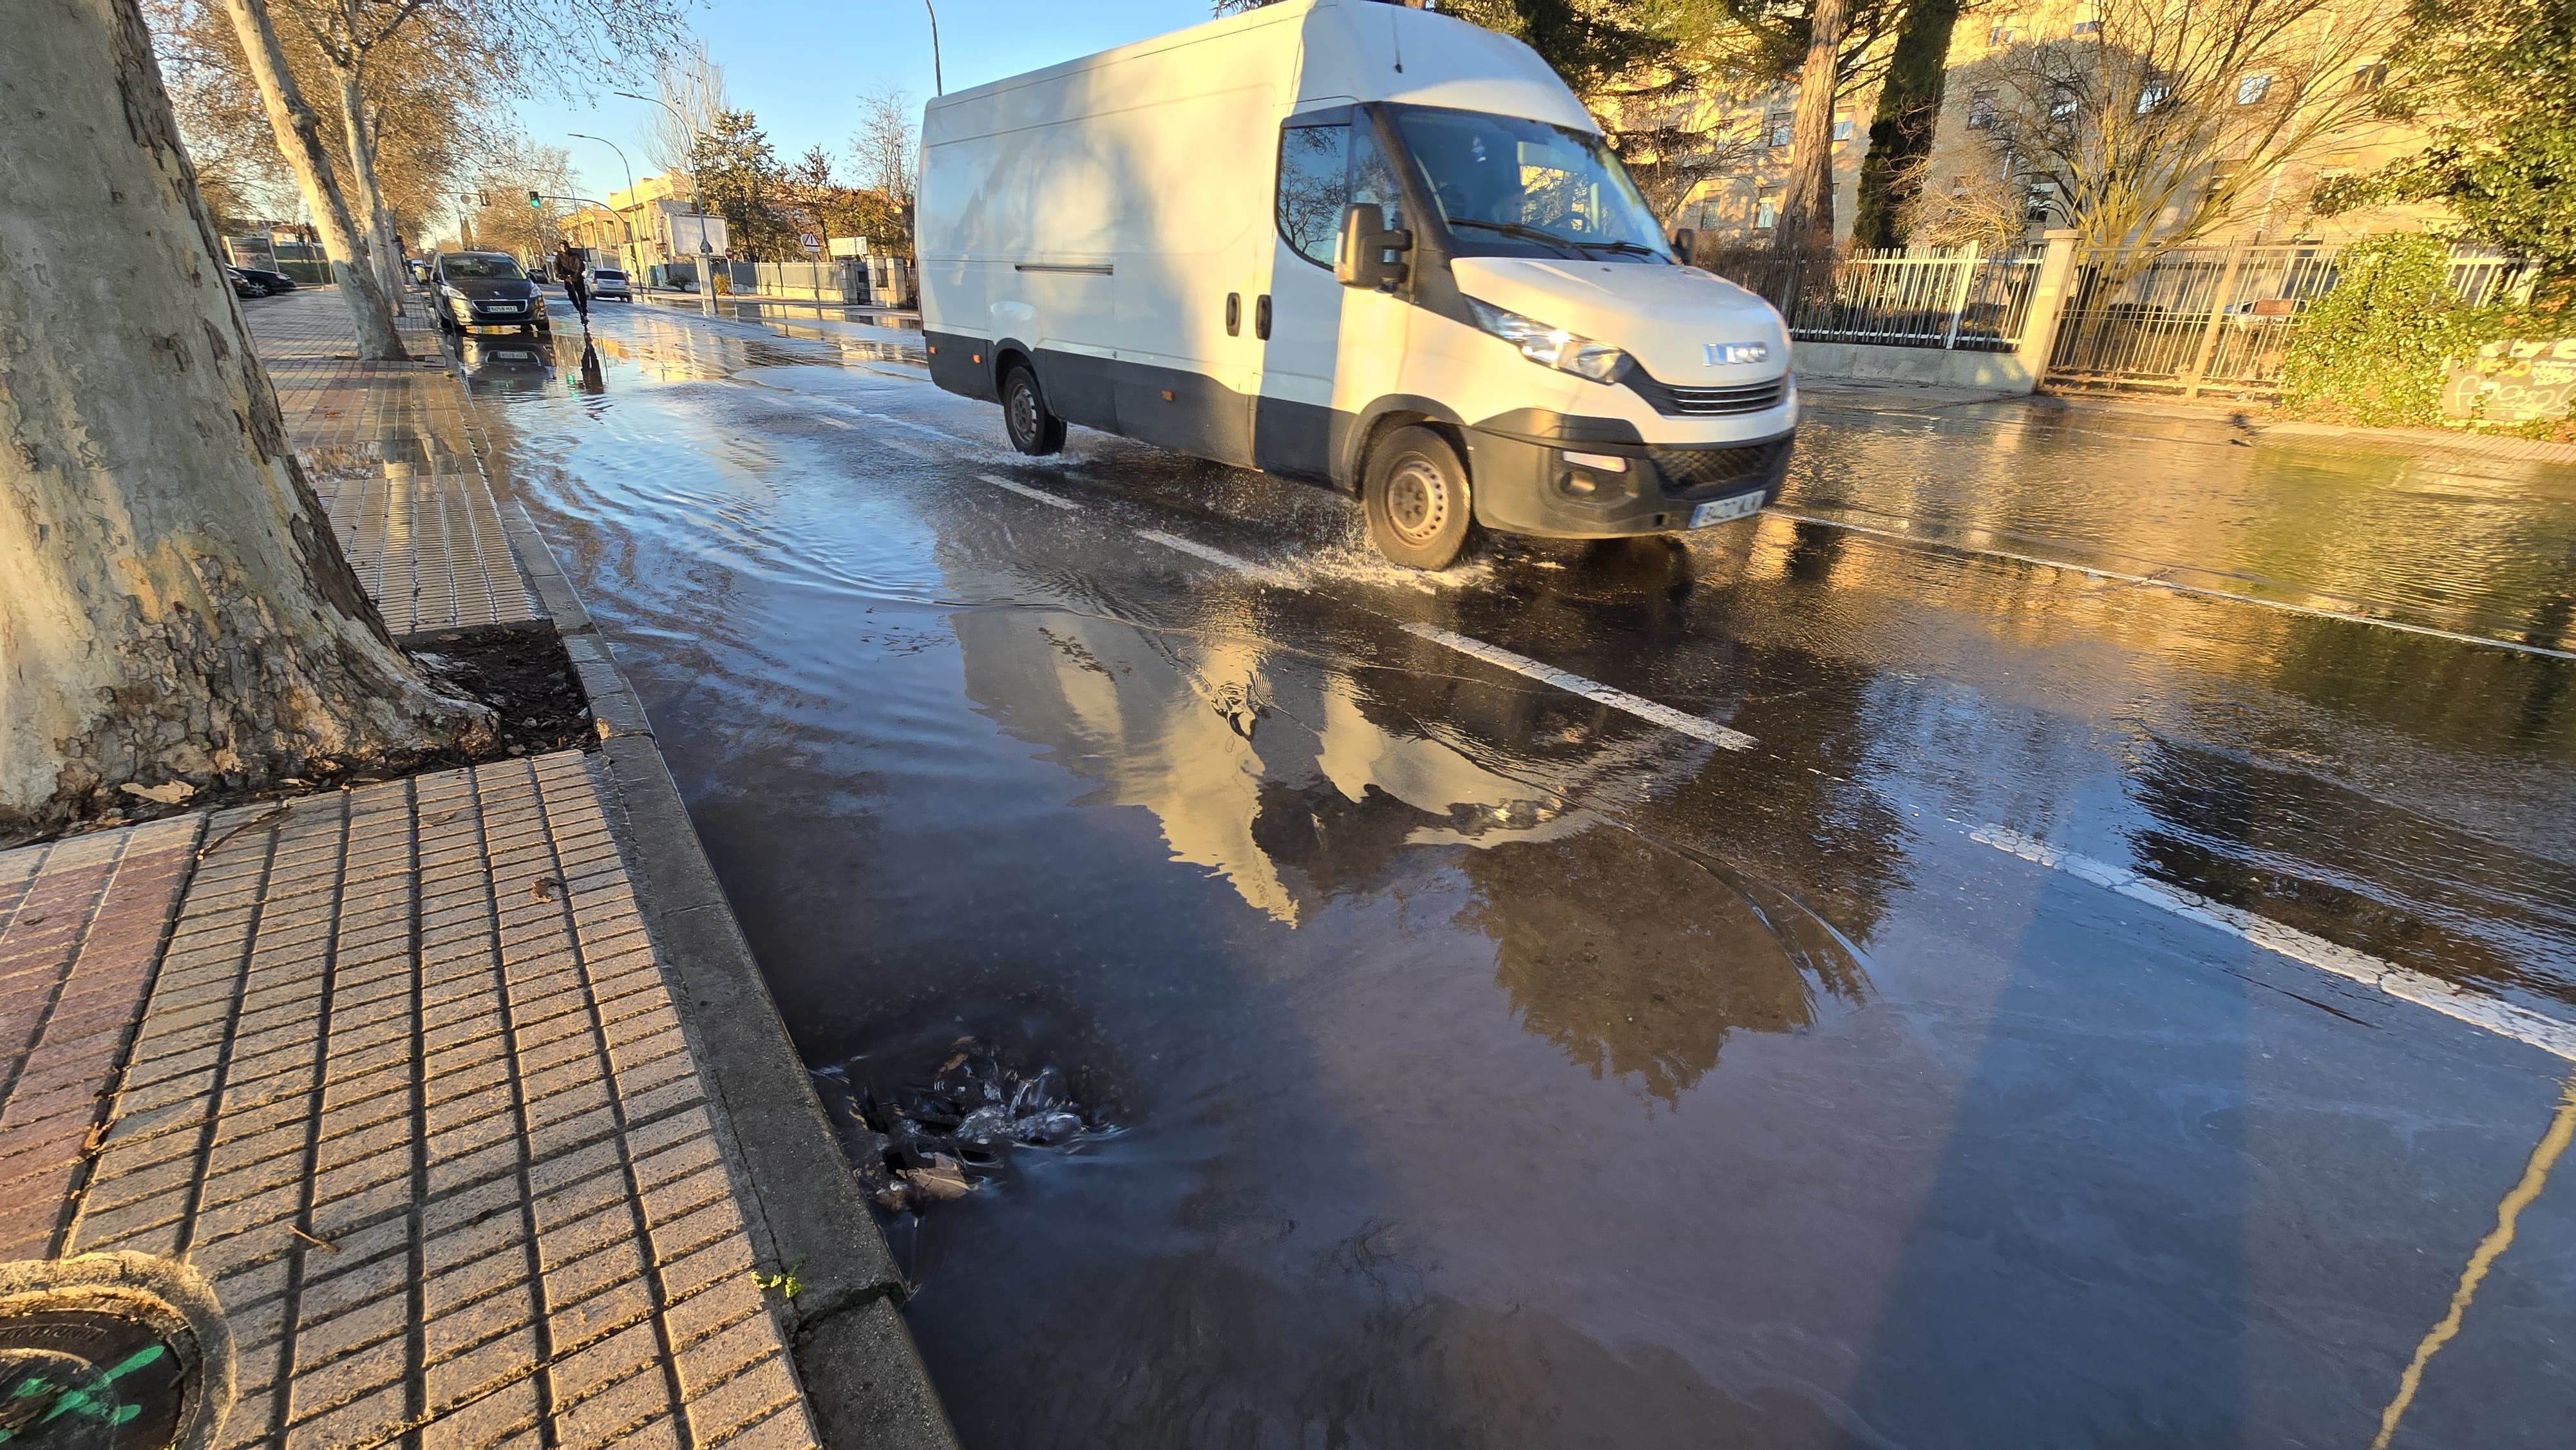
[519,0,1220,203]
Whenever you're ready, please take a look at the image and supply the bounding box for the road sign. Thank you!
[799,232,821,252]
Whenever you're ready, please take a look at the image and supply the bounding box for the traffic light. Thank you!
[527,191,542,209]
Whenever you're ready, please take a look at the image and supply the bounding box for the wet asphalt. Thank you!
[463,296,2576,1448]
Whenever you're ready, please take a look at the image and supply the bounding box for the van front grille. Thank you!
[1648,437,1795,500]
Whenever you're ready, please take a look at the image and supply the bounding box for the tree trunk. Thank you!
[336,66,408,311]
[1852,0,1963,249]
[1,0,489,842]
[218,0,407,359]
[1776,0,1852,255]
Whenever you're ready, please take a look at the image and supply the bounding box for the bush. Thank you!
[2277,234,2488,428]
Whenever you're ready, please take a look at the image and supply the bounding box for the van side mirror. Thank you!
[1336,203,1412,290]
[1669,227,1696,264]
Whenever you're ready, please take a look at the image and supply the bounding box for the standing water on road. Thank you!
[474,308,2576,1447]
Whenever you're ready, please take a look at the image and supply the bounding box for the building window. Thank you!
[1768,116,1794,149]
[1967,89,1998,129]
[1832,117,1855,141]
[2072,18,2101,34]
[1989,23,2018,45]
[2025,180,2059,222]
[2236,73,2273,106]
[2137,80,2172,113]
[2351,61,2388,91]
[2048,86,2078,120]
[1755,196,1779,229]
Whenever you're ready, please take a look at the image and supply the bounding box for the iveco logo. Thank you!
[1704,342,1769,366]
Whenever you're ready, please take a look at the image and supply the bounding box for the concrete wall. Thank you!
[1792,340,2039,393]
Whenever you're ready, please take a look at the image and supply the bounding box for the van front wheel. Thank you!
[1363,426,1474,569]
[1002,364,1066,456]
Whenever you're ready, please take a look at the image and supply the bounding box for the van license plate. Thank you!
[1689,492,1765,528]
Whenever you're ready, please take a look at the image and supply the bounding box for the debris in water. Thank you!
[812,1038,1113,1215]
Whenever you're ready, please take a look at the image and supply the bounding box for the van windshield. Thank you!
[1389,107,1671,262]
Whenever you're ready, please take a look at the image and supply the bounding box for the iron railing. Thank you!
[2045,241,2537,397]
[1707,244,2048,352]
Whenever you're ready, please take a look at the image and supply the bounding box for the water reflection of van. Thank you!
[918,0,1797,569]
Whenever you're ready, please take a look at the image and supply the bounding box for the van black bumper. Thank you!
[1461,417,1795,539]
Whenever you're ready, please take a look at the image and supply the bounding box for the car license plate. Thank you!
[1689,491,1765,528]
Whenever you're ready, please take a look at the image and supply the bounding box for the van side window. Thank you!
[1349,118,1406,237]
[1276,123,1350,268]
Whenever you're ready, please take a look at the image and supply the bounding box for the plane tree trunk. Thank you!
[336,67,410,308]
[1,0,491,842]
[219,0,407,357]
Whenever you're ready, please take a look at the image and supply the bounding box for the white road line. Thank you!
[1401,623,1758,751]
[1768,509,2576,663]
[976,473,1081,510]
[1971,824,2576,1061]
[1135,529,1293,586]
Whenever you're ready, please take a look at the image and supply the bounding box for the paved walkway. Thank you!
[248,293,539,639]
[3,762,810,1449]
[0,287,935,1447]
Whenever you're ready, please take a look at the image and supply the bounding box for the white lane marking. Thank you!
[1134,529,1292,586]
[1768,509,2576,663]
[1401,623,1757,751]
[976,473,1081,510]
[1970,824,2576,1060]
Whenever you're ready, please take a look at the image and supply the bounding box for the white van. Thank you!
[917,0,1797,569]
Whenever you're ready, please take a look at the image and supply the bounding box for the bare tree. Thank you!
[1969,0,2407,267]
[1893,152,2030,249]
[462,138,578,259]
[220,0,410,357]
[849,84,919,210]
[643,44,728,182]
[3,0,489,838]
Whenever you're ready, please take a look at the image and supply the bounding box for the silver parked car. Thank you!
[586,266,633,301]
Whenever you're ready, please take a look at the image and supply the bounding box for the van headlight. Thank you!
[1464,299,1627,382]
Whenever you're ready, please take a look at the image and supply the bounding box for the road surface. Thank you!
[451,299,2576,1448]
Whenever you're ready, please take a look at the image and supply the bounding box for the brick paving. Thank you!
[0,287,841,1448]
[246,291,538,639]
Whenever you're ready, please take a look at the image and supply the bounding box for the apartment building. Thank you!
[1677,0,2439,250]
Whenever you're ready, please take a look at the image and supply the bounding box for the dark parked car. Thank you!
[227,268,263,299]
[432,250,549,335]
[229,265,297,295]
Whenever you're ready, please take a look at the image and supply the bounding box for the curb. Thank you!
[491,460,958,1449]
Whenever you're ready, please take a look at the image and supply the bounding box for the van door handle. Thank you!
[1226,292,1240,335]
[1255,294,1272,340]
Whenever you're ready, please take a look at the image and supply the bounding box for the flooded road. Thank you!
[469,306,2576,1447]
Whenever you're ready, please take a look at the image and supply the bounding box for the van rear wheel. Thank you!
[1002,364,1066,456]
[1363,426,1474,569]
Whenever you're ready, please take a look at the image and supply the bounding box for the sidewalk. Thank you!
[1798,372,2576,466]
[0,290,952,1449]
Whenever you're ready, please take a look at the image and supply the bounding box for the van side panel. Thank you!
[920,6,1301,457]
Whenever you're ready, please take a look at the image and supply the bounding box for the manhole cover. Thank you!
[0,1257,232,1450]
[0,1304,189,1448]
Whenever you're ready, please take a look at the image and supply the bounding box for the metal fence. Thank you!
[2045,241,2537,397]
[1707,244,2047,352]
[715,258,911,306]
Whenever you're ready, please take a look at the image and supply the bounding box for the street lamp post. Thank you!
[569,132,643,281]
[924,0,943,96]
[614,88,717,314]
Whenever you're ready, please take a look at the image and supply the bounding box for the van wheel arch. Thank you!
[1343,400,1469,496]
[990,343,1035,397]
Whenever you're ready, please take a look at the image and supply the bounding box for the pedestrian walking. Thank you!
[554,241,591,326]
